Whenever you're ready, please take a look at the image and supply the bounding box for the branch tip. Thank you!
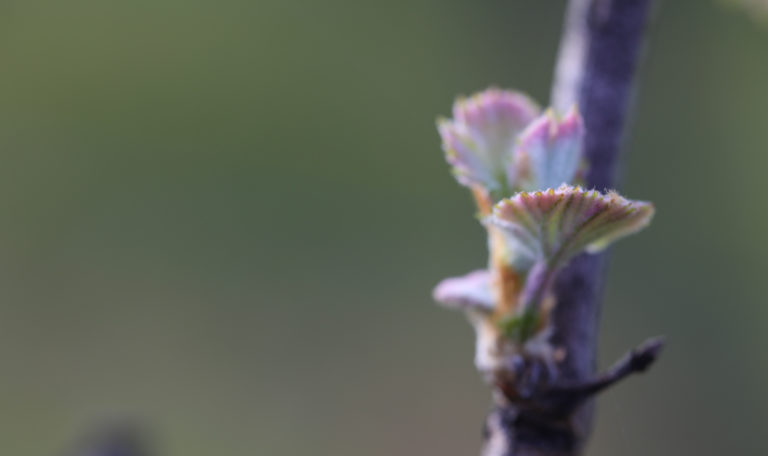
[628,335,665,373]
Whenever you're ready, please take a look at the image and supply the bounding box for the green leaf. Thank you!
[439,88,540,194]
[514,106,584,192]
[489,185,654,269]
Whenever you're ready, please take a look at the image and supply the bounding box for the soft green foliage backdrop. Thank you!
[0,1,765,455]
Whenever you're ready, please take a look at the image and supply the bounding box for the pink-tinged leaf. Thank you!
[439,88,540,193]
[489,185,654,268]
[514,106,584,191]
[432,269,494,313]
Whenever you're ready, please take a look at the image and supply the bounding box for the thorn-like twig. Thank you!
[493,336,664,419]
[553,335,665,400]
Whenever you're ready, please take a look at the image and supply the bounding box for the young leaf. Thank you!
[432,269,494,313]
[439,88,540,194]
[515,107,584,192]
[489,185,654,269]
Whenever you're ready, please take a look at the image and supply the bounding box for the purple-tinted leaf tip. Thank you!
[489,185,654,268]
[433,269,494,313]
[439,88,540,193]
[515,106,584,192]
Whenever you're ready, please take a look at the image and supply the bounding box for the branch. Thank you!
[546,336,665,412]
[565,336,664,397]
[552,0,654,190]
[549,0,655,443]
[485,338,663,456]
[482,1,656,454]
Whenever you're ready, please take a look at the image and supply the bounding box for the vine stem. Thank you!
[482,1,655,454]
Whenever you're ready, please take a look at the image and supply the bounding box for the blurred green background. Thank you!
[0,0,766,455]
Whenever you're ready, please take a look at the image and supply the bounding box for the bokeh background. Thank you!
[0,0,766,455]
